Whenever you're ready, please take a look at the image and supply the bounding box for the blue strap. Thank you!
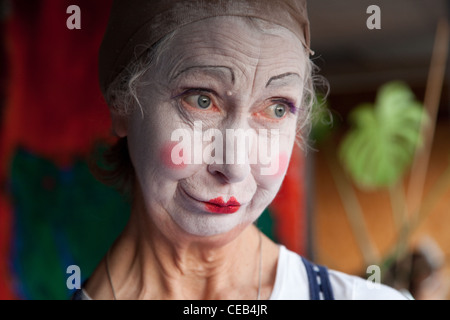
[71,289,84,300]
[301,257,335,300]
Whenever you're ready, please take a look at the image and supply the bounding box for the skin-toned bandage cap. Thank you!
[98,0,312,96]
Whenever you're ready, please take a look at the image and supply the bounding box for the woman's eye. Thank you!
[183,94,212,110]
[265,103,287,119]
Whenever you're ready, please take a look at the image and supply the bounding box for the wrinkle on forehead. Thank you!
[150,16,307,90]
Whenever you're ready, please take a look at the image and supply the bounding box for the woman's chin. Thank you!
[169,213,256,245]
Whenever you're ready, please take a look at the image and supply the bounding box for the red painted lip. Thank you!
[205,196,240,214]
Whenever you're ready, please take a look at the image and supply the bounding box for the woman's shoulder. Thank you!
[272,246,411,300]
[327,268,411,300]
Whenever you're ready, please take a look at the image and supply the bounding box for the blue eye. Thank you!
[197,95,211,109]
[273,104,286,118]
[184,94,212,109]
[265,103,287,119]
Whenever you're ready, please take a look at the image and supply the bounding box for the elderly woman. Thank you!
[73,0,407,300]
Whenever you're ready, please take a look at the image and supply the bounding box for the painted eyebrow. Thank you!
[266,72,301,88]
[171,65,235,84]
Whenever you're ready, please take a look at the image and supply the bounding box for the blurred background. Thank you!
[0,0,449,300]
[308,0,450,300]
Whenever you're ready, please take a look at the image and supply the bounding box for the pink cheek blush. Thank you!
[160,141,189,170]
[274,152,289,178]
[258,152,290,178]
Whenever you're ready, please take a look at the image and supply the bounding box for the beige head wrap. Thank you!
[99,0,311,95]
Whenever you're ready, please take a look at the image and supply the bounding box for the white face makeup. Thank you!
[125,16,308,238]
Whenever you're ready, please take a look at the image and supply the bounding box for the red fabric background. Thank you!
[271,145,306,255]
[0,0,113,299]
[1,0,113,171]
[0,0,306,298]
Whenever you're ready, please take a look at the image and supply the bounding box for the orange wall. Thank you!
[313,120,450,299]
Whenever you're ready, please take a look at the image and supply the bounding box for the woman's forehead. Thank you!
[170,16,303,52]
[155,17,307,82]
[98,0,311,95]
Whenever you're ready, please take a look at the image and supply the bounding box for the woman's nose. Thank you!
[206,126,253,184]
[207,161,251,184]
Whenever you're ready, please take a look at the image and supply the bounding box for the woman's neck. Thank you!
[107,201,264,299]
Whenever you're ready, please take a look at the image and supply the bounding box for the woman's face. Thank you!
[124,16,307,238]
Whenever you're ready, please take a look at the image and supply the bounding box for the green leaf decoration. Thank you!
[339,81,428,189]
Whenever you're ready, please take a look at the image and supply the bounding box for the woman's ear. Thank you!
[110,110,128,137]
